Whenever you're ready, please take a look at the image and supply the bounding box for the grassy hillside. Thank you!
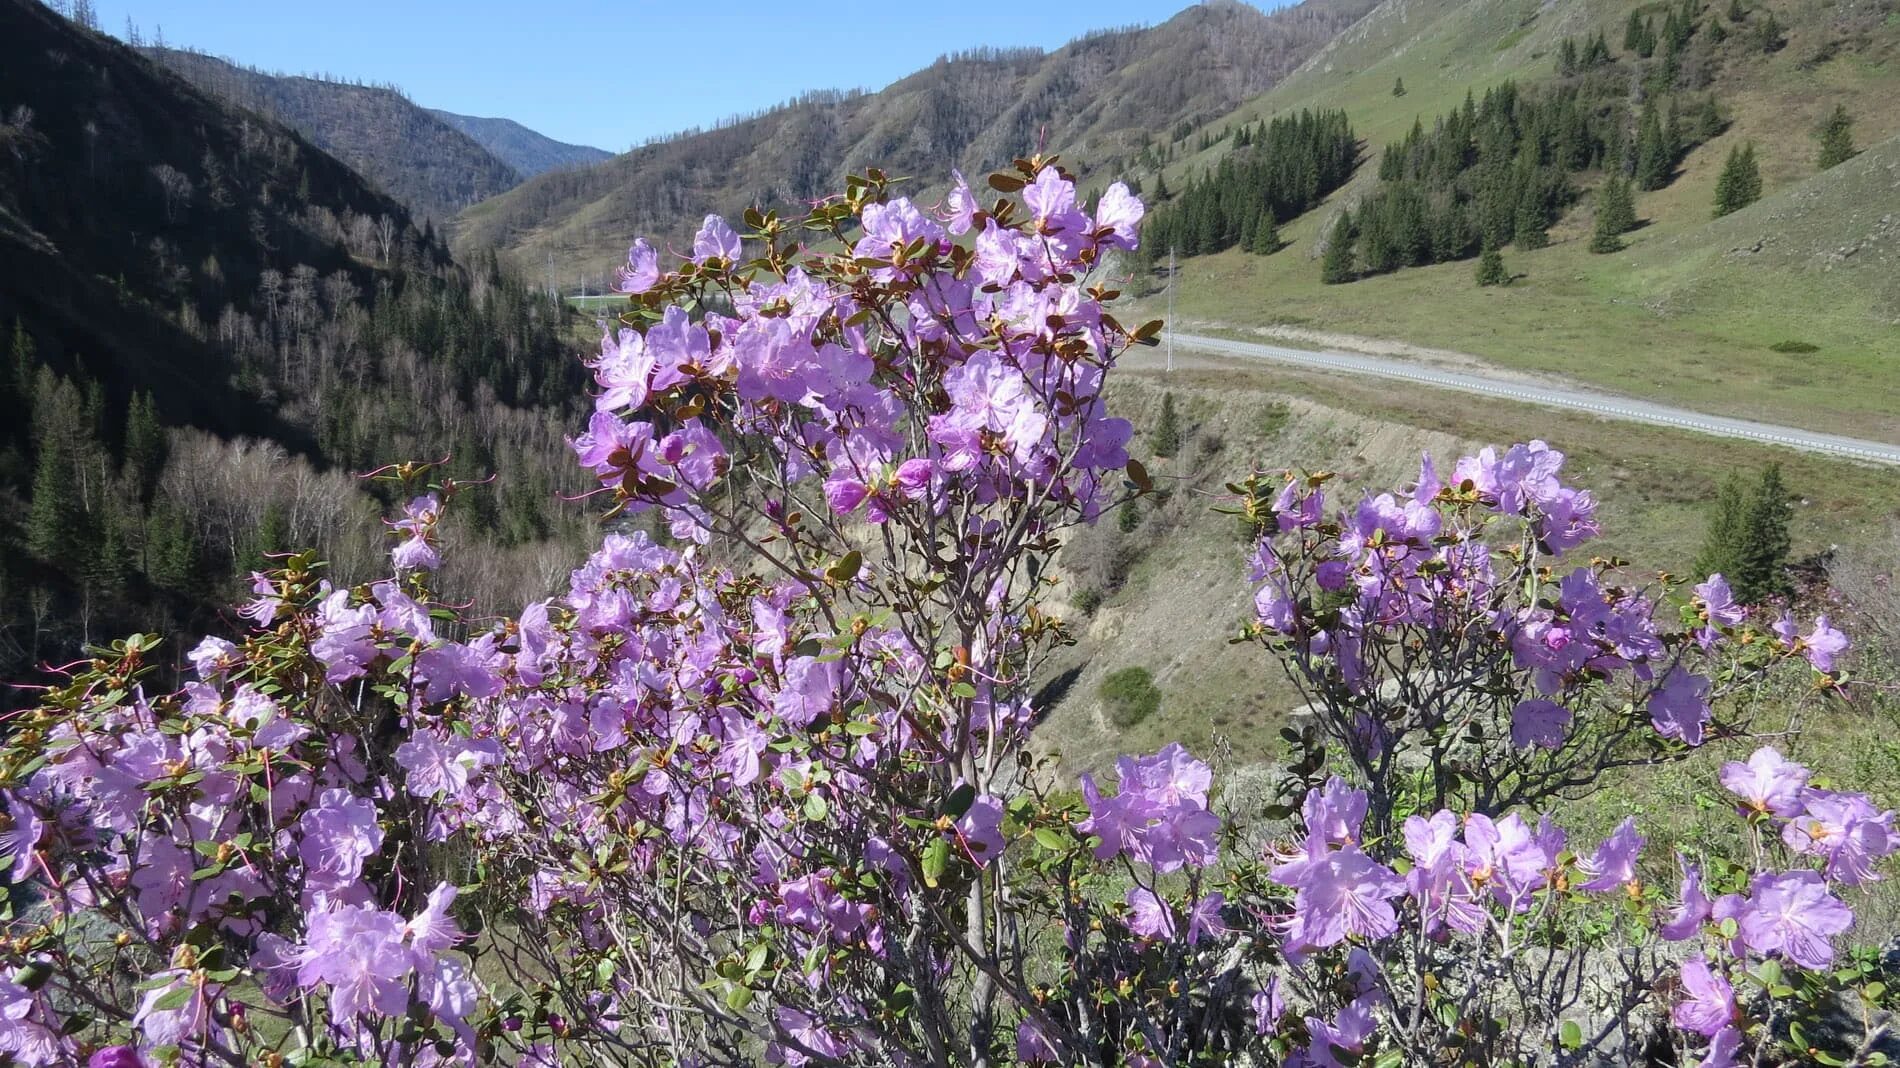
[454,0,1381,279]
[1037,354,1900,775]
[1132,0,1900,441]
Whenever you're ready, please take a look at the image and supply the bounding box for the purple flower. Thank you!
[1301,776,1367,846]
[0,794,43,882]
[296,904,416,1020]
[1015,1017,1058,1063]
[297,789,384,896]
[1660,856,1712,941]
[186,635,238,678]
[1720,747,1810,817]
[1782,790,1895,885]
[692,214,742,264]
[1510,698,1571,750]
[954,794,1006,865]
[1252,976,1285,1036]
[1736,870,1853,969]
[87,1048,145,1068]
[1694,573,1745,627]
[616,238,660,293]
[1800,614,1850,672]
[1297,993,1380,1068]
[1463,813,1550,906]
[1187,892,1230,943]
[1403,811,1485,936]
[1578,817,1645,892]
[941,170,978,234]
[1125,886,1174,939]
[1648,666,1712,746]
[1672,957,1736,1037]
[1700,1027,1743,1068]
[1271,839,1404,949]
[133,971,212,1048]
[1093,182,1145,250]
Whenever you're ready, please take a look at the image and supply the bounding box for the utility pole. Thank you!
[1166,246,1176,373]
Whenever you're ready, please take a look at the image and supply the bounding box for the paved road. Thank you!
[1172,332,1900,466]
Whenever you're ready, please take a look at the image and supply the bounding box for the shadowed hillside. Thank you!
[453,0,1382,279]
[145,46,524,221]
[0,0,589,698]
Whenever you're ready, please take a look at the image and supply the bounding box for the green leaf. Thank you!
[803,791,829,822]
[826,551,863,584]
[1032,827,1069,851]
[725,984,754,1013]
[149,985,195,1012]
[941,783,976,819]
[1559,1020,1583,1050]
[921,838,950,888]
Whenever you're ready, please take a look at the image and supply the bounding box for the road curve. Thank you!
[1172,332,1900,467]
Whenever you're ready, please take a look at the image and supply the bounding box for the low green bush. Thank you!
[1100,666,1162,728]
[1770,339,1819,353]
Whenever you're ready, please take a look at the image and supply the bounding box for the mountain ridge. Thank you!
[143,46,524,222]
[426,109,612,177]
[452,0,1383,282]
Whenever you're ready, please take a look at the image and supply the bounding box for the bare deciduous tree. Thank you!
[150,163,193,222]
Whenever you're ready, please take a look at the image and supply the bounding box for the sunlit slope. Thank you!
[1147,0,1900,441]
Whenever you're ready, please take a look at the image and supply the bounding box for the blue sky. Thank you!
[89,2,1247,152]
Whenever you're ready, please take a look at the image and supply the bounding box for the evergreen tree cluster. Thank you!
[1815,105,1857,171]
[1556,31,1616,76]
[1140,109,1357,259]
[1329,80,1628,281]
[1712,142,1762,216]
[1695,464,1793,604]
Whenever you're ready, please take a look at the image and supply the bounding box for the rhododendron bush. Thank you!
[1,160,1891,1067]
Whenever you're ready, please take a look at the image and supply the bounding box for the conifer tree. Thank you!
[1559,39,1579,75]
[1590,177,1635,252]
[1150,393,1182,458]
[1694,473,1749,586]
[1635,104,1672,190]
[1636,16,1658,57]
[1393,77,1407,97]
[123,391,166,505]
[26,433,81,569]
[1248,211,1280,254]
[1694,465,1794,603]
[1756,11,1784,51]
[1696,96,1726,140]
[1321,212,1356,284]
[1625,9,1647,50]
[1513,193,1549,250]
[1475,244,1508,286]
[1587,31,1613,65]
[1735,464,1793,602]
[1815,105,1857,170]
[1727,0,1745,21]
[1713,143,1761,216]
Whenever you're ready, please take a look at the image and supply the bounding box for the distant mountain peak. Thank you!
[425,110,613,178]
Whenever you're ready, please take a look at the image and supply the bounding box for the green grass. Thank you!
[1137,0,1900,442]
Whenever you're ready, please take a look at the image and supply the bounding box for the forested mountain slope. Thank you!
[428,109,613,177]
[145,46,524,222]
[453,0,1382,279]
[0,0,589,698]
